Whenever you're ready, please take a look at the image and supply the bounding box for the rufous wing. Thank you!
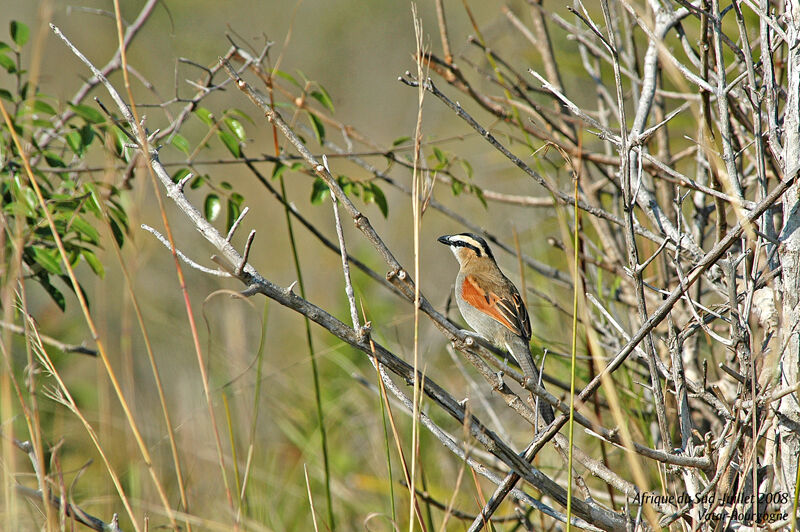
[462,274,530,340]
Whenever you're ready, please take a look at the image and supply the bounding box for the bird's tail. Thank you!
[508,336,555,425]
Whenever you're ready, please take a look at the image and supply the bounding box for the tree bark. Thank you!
[778,0,800,509]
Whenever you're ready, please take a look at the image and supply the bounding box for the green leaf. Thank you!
[0,54,14,73]
[111,126,129,159]
[460,158,474,179]
[40,275,66,311]
[226,193,244,230]
[65,130,84,156]
[2,200,17,215]
[272,161,305,180]
[33,99,57,115]
[171,167,192,184]
[392,136,411,147]
[217,130,241,157]
[336,175,350,196]
[108,197,128,229]
[361,184,374,204]
[195,107,214,126]
[108,217,124,247]
[433,147,447,164]
[65,125,94,156]
[82,250,105,278]
[224,117,246,142]
[10,21,29,47]
[310,86,334,113]
[451,180,464,196]
[190,175,206,190]
[272,162,288,180]
[44,152,65,168]
[69,103,105,124]
[171,133,190,155]
[79,124,95,148]
[204,193,221,221]
[228,108,255,124]
[69,216,101,244]
[370,183,388,217]
[18,193,36,217]
[294,69,310,84]
[472,184,487,208]
[338,175,358,196]
[273,69,301,88]
[31,246,62,275]
[0,42,10,53]
[68,249,80,268]
[82,183,103,217]
[13,175,36,215]
[0,88,12,101]
[306,111,325,145]
[219,181,233,191]
[310,178,329,204]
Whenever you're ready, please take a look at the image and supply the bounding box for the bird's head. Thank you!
[437,233,495,266]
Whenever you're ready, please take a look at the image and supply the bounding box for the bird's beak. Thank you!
[437,235,452,245]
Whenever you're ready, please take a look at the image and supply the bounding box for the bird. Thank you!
[438,232,555,425]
